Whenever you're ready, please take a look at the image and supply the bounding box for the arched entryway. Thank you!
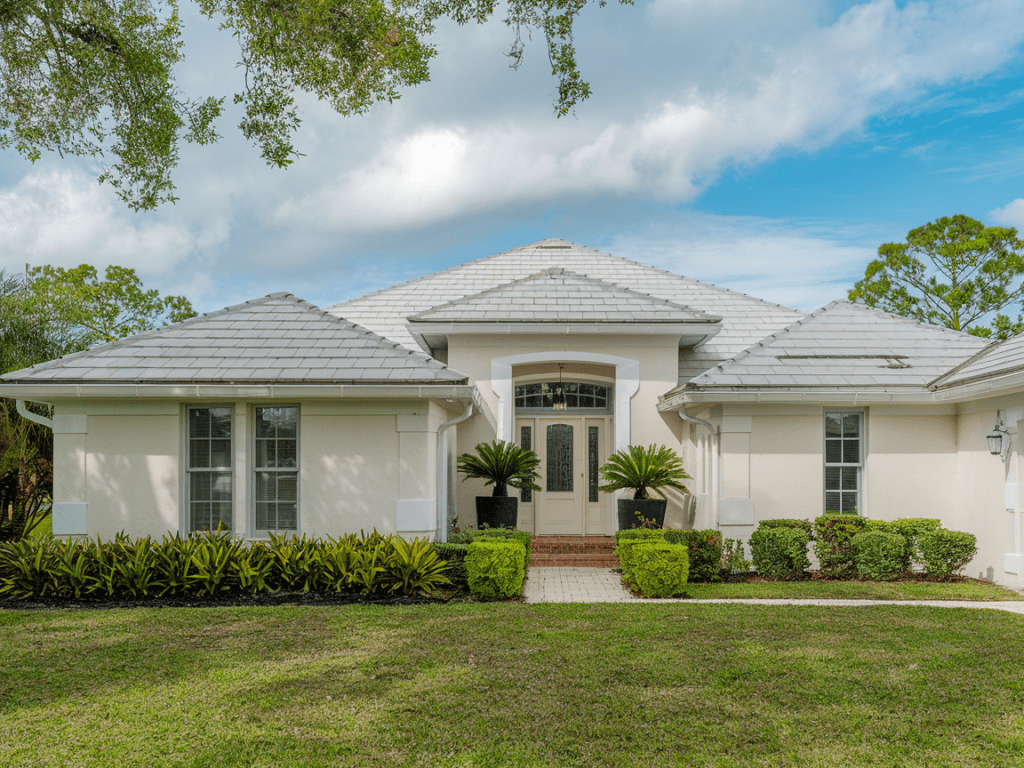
[491,352,640,535]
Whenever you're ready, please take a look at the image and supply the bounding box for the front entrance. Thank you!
[517,416,610,535]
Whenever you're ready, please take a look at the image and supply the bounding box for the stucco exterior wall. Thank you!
[949,395,1024,588]
[864,414,958,521]
[301,414,401,536]
[50,398,449,542]
[85,414,181,540]
[749,415,822,523]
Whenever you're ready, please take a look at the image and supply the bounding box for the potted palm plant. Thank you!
[457,440,542,529]
[599,444,691,530]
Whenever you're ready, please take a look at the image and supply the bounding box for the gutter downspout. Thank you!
[436,400,475,543]
[679,411,718,531]
[16,400,54,430]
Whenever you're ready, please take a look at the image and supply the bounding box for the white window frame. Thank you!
[184,404,234,534]
[250,404,301,536]
[823,410,863,515]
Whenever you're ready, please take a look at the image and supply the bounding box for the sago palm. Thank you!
[598,444,690,500]
[457,440,541,497]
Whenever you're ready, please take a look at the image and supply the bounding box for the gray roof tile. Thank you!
[681,301,988,392]
[329,239,804,385]
[2,293,467,385]
[930,331,1024,389]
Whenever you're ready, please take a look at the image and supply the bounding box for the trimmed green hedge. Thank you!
[663,529,723,583]
[465,540,526,600]
[882,518,942,569]
[758,519,814,537]
[750,525,810,579]
[451,527,532,568]
[630,541,689,598]
[0,530,451,600]
[813,515,869,578]
[851,531,907,581]
[917,530,978,577]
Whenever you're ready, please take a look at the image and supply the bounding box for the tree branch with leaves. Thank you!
[1,0,630,210]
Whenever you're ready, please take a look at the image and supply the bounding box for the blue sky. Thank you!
[2,0,1024,316]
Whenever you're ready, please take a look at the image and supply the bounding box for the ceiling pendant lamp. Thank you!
[552,364,567,410]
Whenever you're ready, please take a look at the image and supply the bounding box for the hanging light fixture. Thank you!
[552,364,567,410]
[988,411,1010,460]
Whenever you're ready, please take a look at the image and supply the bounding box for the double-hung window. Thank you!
[824,411,862,514]
[254,406,299,532]
[187,406,233,532]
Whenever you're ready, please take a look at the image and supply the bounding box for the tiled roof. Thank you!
[682,301,988,391]
[929,331,1024,390]
[2,293,467,384]
[330,239,804,384]
[408,268,719,323]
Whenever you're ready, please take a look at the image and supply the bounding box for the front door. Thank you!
[537,418,584,535]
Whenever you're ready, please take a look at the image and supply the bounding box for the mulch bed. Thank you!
[0,591,451,611]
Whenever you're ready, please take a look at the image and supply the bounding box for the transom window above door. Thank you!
[514,382,611,412]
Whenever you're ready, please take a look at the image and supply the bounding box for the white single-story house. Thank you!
[4,239,1024,588]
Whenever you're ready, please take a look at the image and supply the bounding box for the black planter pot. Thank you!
[617,499,667,531]
[476,496,519,529]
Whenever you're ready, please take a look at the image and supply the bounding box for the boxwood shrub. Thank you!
[851,530,907,581]
[917,529,978,577]
[749,525,810,579]
[758,518,814,537]
[451,527,532,567]
[614,530,666,582]
[813,515,869,578]
[885,518,942,568]
[465,540,526,600]
[663,529,723,583]
[630,541,689,598]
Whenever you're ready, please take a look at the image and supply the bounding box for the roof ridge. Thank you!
[328,239,802,316]
[406,265,719,322]
[927,333,1013,389]
[327,241,606,311]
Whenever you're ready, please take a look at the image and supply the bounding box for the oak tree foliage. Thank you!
[0,0,628,210]
[848,215,1024,340]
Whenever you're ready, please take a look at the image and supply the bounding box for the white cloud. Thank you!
[275,0,1024,234]
[989,199,1024,229]
[0,169,201,275]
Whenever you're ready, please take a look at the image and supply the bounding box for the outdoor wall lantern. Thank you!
[987,412,1010,461]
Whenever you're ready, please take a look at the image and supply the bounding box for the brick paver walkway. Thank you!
[522,566,1024,614]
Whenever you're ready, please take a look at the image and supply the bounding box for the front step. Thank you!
[530,535,619,568]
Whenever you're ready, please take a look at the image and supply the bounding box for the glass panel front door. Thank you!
[546,423,574,493]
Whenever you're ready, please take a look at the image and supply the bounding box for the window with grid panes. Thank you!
[824,411,862,514]
[254,406,299,531]
[187,407,233,532]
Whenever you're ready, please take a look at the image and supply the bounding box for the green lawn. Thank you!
[3,603,1024,766]
[681,579,1021,601]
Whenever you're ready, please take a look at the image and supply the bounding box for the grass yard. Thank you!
[2,604,1024,767]
[681,579,1021,601]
